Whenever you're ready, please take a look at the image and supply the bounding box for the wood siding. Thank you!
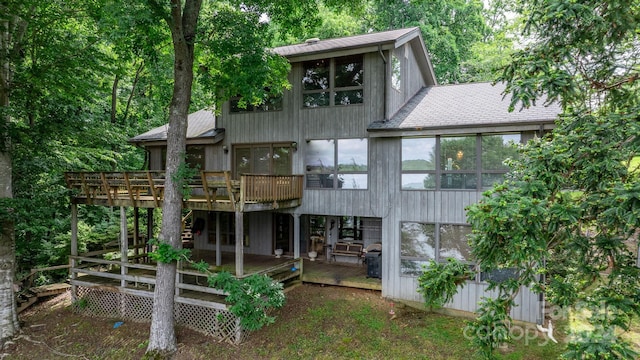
[146,45,542,323]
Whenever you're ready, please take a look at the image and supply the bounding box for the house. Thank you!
[65,27,560,340]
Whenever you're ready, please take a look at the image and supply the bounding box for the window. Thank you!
[230,91,282,113]
[401,134,521,190]
[233,143,293,178]
[400,222,472,276]
[305,138,368,189]
[302,55,364,107]
[391,54,401,91]
[339,216,363,241]
[161,145,205,170]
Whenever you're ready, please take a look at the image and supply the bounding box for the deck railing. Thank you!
[64,171,303,210]
[69,248,301,343]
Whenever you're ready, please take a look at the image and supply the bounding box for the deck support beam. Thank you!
[234,211,244,277]
[215,212,221,267]
[293,213,300,259]
[70,204,78,301]
[120,206,128,288]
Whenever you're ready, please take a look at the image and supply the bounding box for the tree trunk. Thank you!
[146,0,202,357]
[0,13,19,346]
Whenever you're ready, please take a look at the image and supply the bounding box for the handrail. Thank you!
[65,170,303,210]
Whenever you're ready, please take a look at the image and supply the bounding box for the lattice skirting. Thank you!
[73,286,247,343]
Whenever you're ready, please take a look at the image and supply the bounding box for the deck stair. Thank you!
[17,283,71,313]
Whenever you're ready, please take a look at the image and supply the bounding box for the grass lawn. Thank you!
[4,284,564,359]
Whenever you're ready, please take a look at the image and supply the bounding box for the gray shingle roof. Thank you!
[130,109,221,143]
[273,27,421,58]
[368,82,561,132]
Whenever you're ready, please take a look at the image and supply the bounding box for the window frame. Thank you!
[232,142,293,179]
[401,133,522,191]
[305,138,369,190]
[302,55,364,108]
[400,221,473,277]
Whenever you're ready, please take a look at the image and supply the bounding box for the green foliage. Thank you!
[417,259,474,308]
[466,296,514,359]
[207,271,285,331]
[147,239,191,264]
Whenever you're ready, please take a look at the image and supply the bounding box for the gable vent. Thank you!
[305,38,320,45]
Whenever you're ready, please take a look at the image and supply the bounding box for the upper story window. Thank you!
[391,54,401,91]
[305,138,368,189]
[401,133,521,190]
[302,55,364,108]
[229,91,283,113]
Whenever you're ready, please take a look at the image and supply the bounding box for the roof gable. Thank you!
[273,27,436,86]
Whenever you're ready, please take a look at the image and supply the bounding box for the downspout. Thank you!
[378,45,388,121]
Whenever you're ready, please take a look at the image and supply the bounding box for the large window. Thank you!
[400,222,472,276]
[305,138,368,189]
[302,55,364,107]
[233,143,293,178]
[401,134,521,190]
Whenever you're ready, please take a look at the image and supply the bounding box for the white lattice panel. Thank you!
[73,286,245,343]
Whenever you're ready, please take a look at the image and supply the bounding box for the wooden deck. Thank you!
[64,171,304,212]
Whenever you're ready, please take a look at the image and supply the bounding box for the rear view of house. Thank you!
[65,27,560,339]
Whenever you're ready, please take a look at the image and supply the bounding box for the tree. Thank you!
[364,0,489,83]
[419,0,640,358]
[141,0,343,356]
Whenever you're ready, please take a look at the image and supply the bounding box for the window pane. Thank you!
[186,146,205,170]
[338,174,367,189]
[302,59,330,90]
[482,134,521,170]
[401,259,430,276]
[402,173,436,189]
[401,222,435,258]
[253,147,271,174]
[273,146,292,175]
[306,174,334,188]
[234,147,251,178]
[334,55,363,87]
[303,92,330,107]
[257,94,283,111]
[305,140,335,173]
[334,90,363,105]
[402,138,435,171]
[391,54,401,90]
[337,139,367,171]
[440,136,476,171]
[482,173,506,188]
[440,173,477,189]
[439,225,472,262]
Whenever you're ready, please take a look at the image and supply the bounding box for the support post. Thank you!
[70,204,78,301]
[146,208,154,263]
[293,213,301,259]
[235,211,243,277]
[216,212,221,267]
[120,207,128,288]
[133,207,139,262]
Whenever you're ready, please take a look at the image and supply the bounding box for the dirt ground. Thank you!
[0,284,392,360]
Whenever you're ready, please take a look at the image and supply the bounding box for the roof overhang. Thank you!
[367,121,556,137]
